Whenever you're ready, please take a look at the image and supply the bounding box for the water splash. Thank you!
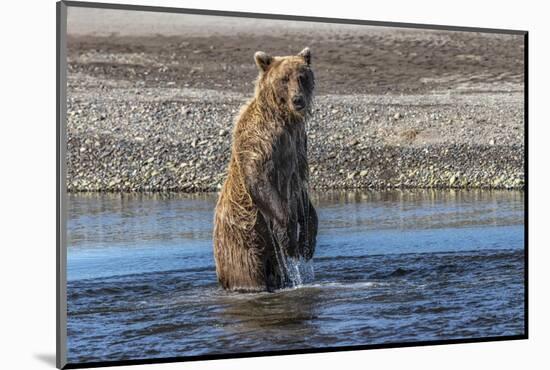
[267,220,315,289]
[285,256,315,288]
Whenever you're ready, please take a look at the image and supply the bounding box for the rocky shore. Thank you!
[67,86,524,192]
[66,21,525,192]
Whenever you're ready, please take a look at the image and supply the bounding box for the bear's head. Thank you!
[253,48,315,120]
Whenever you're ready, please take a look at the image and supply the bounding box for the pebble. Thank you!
[449,175,457,186]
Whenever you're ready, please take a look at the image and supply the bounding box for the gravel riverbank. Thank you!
[66,13,525,192]
[67,86,524,192]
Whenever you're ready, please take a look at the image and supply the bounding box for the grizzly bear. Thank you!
[213,47,318,292]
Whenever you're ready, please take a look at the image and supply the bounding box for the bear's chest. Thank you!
[274,131,297,158]
[269,127,307,189]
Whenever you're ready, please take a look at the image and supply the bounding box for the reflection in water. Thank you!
[219,288,321,344]
[68,192,217,246]
[68,190,523,248]
[313,188,524,205]
[313,189,523,232]
[67,190,525,363]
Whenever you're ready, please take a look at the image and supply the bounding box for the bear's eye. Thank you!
[281,76,290,84]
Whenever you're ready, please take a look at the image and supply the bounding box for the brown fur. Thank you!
[213,48,318,292]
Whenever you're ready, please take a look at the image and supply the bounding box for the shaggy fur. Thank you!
[213,48,318,292]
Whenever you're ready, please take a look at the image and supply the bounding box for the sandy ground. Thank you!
[65,8,525,191]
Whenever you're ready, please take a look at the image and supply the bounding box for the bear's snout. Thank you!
[292,95,306,111]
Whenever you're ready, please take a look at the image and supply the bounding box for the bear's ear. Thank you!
[298,47,311,65]
[254,51,273,72]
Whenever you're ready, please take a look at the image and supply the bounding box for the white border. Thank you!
[2,1,548,370]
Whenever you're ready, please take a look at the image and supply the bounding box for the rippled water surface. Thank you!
[67,190,525,363]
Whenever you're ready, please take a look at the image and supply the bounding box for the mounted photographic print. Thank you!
[56,1,528,368]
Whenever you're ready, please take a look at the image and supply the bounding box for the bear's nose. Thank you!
[292,96,305,110]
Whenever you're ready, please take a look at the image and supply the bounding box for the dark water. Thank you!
[66,190,525,363]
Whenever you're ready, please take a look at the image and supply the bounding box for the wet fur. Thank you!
[213,48,318,292]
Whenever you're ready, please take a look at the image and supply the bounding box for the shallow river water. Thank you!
[66,190,525,363]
